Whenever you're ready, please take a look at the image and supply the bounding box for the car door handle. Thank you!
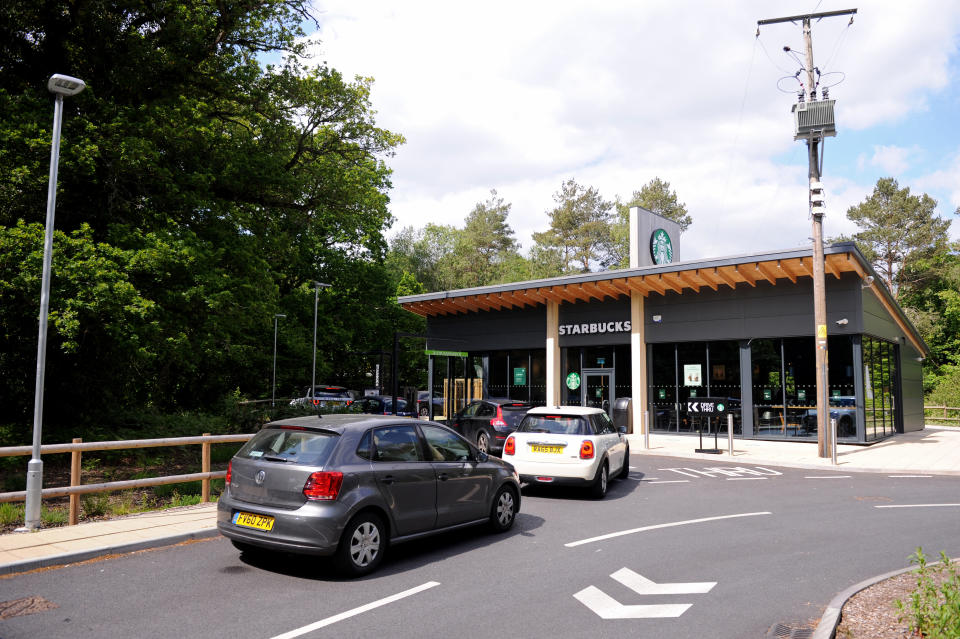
[437,472,450,481]
[381,475,395,484]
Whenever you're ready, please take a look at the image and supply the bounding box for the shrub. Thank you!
[40,506,68,526]
[82,493,110,518]
[896,548,960,638]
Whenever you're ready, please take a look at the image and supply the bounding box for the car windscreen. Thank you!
[517,415,588,435]
[236,427,339,466]
[500,404,532,427]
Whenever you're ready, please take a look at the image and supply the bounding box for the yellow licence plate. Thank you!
[233,511,275,531]
[530,445,564,454]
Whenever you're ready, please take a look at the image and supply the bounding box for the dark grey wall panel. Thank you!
[643,274,863,343]
[900,342,925,433]
[862,289,903,342]
[427,306,546,351]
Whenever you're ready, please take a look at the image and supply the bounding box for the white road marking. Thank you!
[888,475,933,478]
[660,466,783,478]
[573,586,692,619]
[565,512,772,547]
[268,581,440,639]
[875,504,960,509]
[633,479,690,484]
[804,475,852,479]
[612,568,716,595]
[726,477,767,481]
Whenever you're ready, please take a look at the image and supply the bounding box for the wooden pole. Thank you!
[69,437,81,525]
[201,433,211,502]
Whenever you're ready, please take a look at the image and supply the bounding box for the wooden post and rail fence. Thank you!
[0,405,957,527]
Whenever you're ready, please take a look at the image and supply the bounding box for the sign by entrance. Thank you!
[425,349,468,357]
[566,372,581,390]
[686,398,727,413]
[513,367,527,385]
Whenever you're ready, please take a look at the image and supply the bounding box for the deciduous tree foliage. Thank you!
[0,1,415,436]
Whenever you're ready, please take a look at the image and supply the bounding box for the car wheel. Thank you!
[489,485,517,532]
[617,445,630,480]
[590,462,609,499]
[419,406,429,417]
[334,512,386,577]
[476,431,490,454]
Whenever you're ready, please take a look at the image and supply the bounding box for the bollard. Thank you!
[728,413,734,455]
[644,410,650,450]
[830,418,837,465]
[202,432,211,502]
[69,437,82,525]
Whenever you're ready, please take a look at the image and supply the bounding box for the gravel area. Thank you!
[835,569,954,639]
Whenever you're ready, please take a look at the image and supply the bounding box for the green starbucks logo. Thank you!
[566,372,581,390]
[650,229,674,265]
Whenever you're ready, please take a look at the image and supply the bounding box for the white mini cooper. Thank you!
[503,406,629,498]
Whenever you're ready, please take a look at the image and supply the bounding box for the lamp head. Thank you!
[48,74,86,97]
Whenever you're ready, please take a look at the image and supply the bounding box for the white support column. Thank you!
[631,292,647,442]
[546,300,561,406]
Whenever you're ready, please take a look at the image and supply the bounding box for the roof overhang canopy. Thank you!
[398,244,927,356]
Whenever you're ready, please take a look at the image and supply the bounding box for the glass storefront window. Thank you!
[751,339,784,437]
[488,353,508,398]
[562,348,582,406]
[863,336,898,441]
[650,343,678,431]
[709,341,741,435]
[530,350,546,406]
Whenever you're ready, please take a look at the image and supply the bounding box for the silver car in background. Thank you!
[217,414,520,576]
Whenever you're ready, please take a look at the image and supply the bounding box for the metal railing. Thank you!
[0,433,253,525]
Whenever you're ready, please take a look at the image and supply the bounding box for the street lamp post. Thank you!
[272,314,286,407]
[21,74,86,532]
[311,282,331,397]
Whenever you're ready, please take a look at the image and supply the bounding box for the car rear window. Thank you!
[517,415,588,435]
[500,404,531,427]
[237,428,339,466]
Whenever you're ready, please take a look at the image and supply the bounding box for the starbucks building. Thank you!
[397,207,927,444]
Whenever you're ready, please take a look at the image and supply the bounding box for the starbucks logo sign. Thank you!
[650,228,674,265]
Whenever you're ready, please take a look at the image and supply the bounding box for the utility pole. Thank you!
[758,8,856,458]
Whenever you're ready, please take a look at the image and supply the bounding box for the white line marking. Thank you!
[268,581,440,639]
[875,504,960,509]
[726,477,767,481]
[888,475,933,478]
[804,475,852,479]
[565,512,772,547]
[573,586,692,619]
[612,568,716,595]
[633,479,690,484]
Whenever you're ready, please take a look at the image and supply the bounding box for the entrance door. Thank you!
[582,368,614,417]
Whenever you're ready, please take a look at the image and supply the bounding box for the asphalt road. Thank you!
[2,455,959,639]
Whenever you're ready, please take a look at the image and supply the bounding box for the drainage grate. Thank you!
[0,596,58,620]
[767,623,813,639]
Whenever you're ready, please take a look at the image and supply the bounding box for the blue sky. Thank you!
[304,1,960,261]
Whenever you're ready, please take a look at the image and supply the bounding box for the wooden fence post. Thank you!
[69,438,82,525]
[201,433,211,502]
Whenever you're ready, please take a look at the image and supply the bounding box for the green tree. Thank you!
[532,179,614,273]
[845,177,954,300]
[611,177,692,268]
[0,1,406,432]
[450,190,519,287]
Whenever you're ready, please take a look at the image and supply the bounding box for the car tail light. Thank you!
[303,471,344,501]
[490,405,507,428]
[580,440,595,459]
[504,436,516,456]
[225,461,232,486]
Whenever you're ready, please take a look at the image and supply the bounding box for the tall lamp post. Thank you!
[21,74,86,532]
[311,282,331,396]
[272,314,286,407]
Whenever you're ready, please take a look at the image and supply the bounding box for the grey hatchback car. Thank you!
[217,414,521,576]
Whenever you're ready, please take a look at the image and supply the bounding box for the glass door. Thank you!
[582,368,614,417]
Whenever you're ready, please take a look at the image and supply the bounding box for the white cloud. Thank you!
[308,0,960,261]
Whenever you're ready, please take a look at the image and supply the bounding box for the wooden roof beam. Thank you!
[580,281,608,302]
[799,257,814,277]
[551,285,582,305]
[755,262,779,285]
[824,255,842,279]
[537,288,565,305]
[673,270,702,293]
[626,277,654,297]
[655,274,683,294]
[844,254,868,280]
[734,265,757,287]
[595,280,627,299]
[696,269,718,291]
[776,260,797,284]
[712,267,740,290]
[607,278,633,296]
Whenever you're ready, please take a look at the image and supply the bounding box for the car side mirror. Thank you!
[618,426,627,435]
[475,451,489,463]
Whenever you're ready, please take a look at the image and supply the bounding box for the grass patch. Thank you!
[896,548,960,638]
[40,506,68,527]
[82,493,111,518]
[0,502,23,526]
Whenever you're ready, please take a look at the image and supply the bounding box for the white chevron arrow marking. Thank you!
[612,568,716,595]
[573,586,693,619]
